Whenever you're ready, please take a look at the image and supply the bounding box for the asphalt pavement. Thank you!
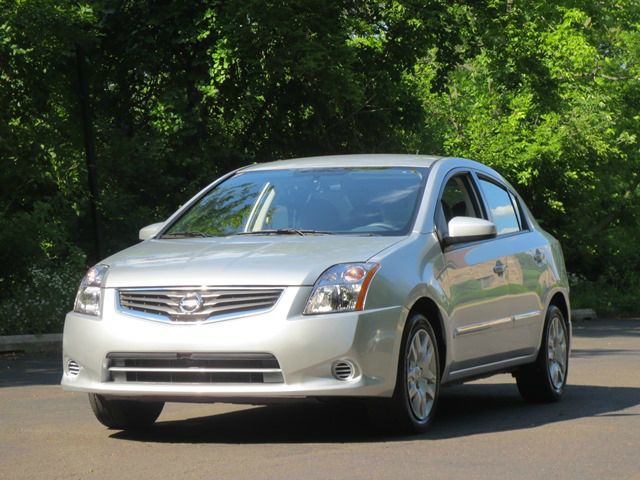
[1,319,638,480]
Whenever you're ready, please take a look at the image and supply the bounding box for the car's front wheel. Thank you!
[368,313,440,433]
[88,393,164,429]
[516,305,569,402]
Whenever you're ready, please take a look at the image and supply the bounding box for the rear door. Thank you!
[478,176,553,353]
[476,175,544,356]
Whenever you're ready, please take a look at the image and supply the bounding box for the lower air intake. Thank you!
[67,360,80,376]
[106,352,284,384]
[332,360,355,381]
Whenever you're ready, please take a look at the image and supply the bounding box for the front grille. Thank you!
[118,287,283,323]
[107,352,284,384]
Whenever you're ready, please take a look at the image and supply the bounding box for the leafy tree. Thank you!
[408,1,640,311]
[1,0,639,333]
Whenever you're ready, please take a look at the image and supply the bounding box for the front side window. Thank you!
[478,178,521,235]
[440,175,481,223]
[435,174,482,239]
[163,167,427,237]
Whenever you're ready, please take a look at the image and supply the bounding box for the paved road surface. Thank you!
[1,320,639,480]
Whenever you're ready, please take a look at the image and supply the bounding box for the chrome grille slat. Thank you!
[117,287,283,323]
[119,295,179,306]
[109,367,282,373]
[170,304,276,317]
[129,289,282,298]
[119,301,178,314]
[208,294,285,304]
[106,352,284,384]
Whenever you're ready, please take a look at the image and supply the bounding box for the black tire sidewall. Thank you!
[89,393,164,429]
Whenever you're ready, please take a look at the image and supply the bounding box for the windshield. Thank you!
[162,167,427,237]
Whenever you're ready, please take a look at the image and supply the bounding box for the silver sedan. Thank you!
[62,154,570,433]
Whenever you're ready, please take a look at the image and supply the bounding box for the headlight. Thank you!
[304,263,380,315]
[73,264,109,316]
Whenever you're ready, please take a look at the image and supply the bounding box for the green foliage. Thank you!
[0,256,86,335]
[408,1,640,312]
[571,275,640,317]
[1,0,639,334]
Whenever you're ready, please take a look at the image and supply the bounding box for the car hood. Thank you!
[102,235,402,288]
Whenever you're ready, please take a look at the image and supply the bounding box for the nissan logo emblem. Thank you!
[178,292,204,314]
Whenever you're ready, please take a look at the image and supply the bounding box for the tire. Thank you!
[516,305,569,402]
[367,313,440,434]
[88,393,164,430]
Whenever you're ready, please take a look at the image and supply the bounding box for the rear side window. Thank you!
[478,178,521,235]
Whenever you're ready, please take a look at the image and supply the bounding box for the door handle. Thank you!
[493,261,507,276]
[534,249,545,263]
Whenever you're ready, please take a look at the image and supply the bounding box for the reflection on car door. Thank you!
[505,234,549,353]
[437,173,517,375]
[443,241,513,372]
[477,176,546,357]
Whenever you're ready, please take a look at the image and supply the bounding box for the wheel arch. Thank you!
[539,288,572,350]
[407,296,447,378]
[548,291,570,324]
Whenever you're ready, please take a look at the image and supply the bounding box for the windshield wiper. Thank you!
[161,231,215,238]
[234,229,334,236]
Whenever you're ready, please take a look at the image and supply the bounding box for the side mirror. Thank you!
[139,222,165,241]
[444,217,496,246]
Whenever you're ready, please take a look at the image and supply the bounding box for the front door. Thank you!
[436,173,522,374]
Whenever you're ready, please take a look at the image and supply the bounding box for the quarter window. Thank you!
[478,178,521,235]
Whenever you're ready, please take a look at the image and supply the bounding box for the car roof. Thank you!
[241,154,444,171]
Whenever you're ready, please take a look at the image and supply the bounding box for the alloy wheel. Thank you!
[547,315,568,391]
[406,328,438,421]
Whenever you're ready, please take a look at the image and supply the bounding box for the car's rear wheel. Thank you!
[88,393,164,429]
[367,313,440,433]
[516,305,569,402]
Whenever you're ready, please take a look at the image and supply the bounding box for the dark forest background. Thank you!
[1,1,639,333]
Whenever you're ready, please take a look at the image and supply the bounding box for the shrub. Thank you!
[570,274,640,318]
[0,258,86,335]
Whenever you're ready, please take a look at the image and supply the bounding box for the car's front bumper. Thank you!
[61,288,403,401]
